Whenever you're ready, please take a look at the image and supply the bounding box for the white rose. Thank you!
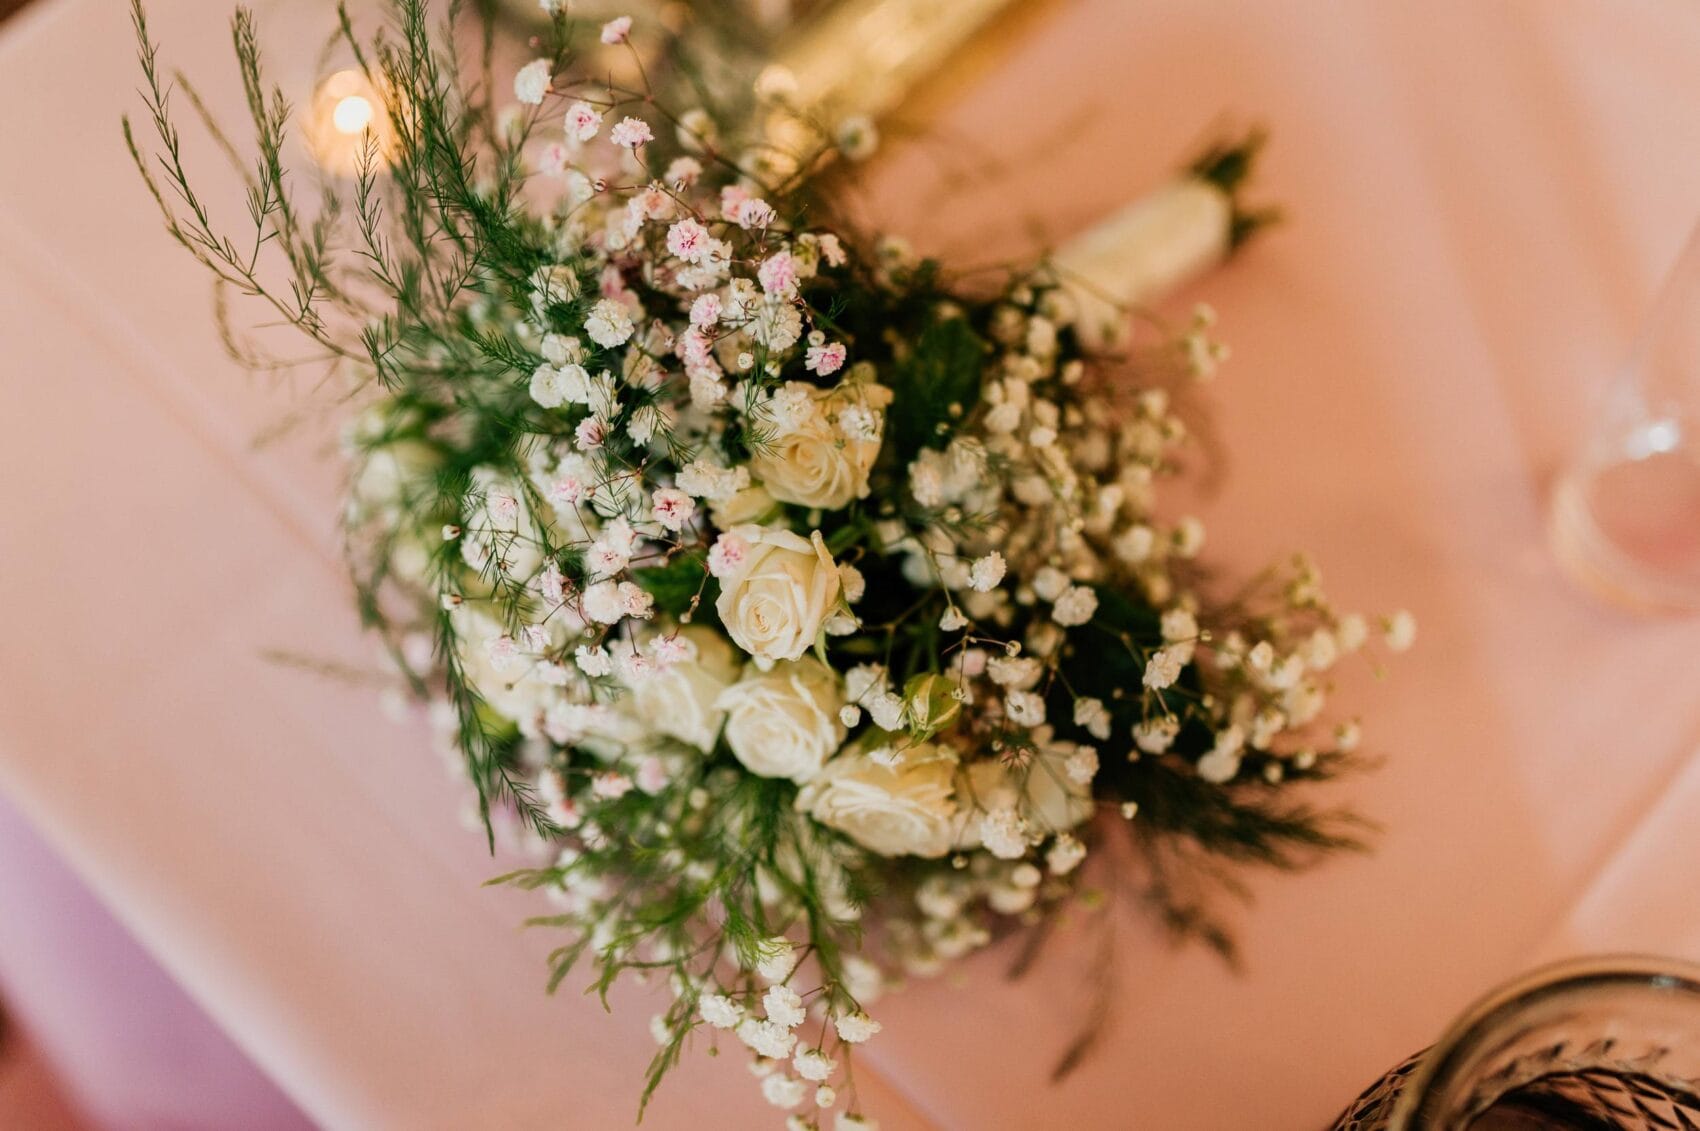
[450,608,560,726]
[624,625,739,752]
[953,734,1094,850]
[708,483,777,528]
[718,658,846,782]
[750,382,891,510]
[715,526,842,663]
[798,744,959,858]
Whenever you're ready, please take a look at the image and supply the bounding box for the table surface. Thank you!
[3,1,1700,1128]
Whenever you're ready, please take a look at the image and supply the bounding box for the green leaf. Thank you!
[888,317,986,459]
[902,671,960,741]
[631,552,716,620]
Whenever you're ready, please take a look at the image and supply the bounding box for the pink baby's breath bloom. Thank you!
[534,141,570,176]
[689,293,722,328]
[600,16,632,44]
[719,185,751,223]
[758,252,799,298]
[663,156,702,187]
[539,561,567,604]
[635,756,670,794]
[677,327,714,367]
[738,198,776,230]
[804,341,846,376]
[563,100,602,142]
[592,771,633,799]
[631,183,672,222]
[650,487,696,531]
[707,530,750,578]
[817,233,846,267]
[576,417,608,450]
[666,218,711,264]
[575,644,613,676]
[648,634,692,666]
[618,651,656,683]
[610,116,652,149]
[485,634,519,671]
[546,467,590,508]
[547,797,582,829]
[487,489,520,523]
[618,581,654,618]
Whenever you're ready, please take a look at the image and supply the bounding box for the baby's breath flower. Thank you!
[833,1012,881,1044]
[1174,517,1207,557]
[763,985,806,1028]
[609,116,652,149]
[1005,690,1046,727]
[759,251,801,298]
[563,101,602,141]
[754,937,798,983]
[699,993,743,1030]
[1336,613,1369,651]
[762,1074,807,1109]
[794,1048,835,1082]
[1383,609,1418,652]
[1051,585,1099,627]
[805,341,847,375]
[967,552,1006,592]
[835,115,879,161]
[1135,717,1176,755]
[583,299,634,347]
[513,59,551,105]
[1142,647,1185,691]
[1072,697,1111,740]
[650,487,695,531]
[666,219,711,264]
[1047,834,1087,875]
[979,808,1028,860]
[740,1017,799,1060]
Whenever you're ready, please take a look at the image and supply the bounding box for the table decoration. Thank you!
[125,2,1410,1124]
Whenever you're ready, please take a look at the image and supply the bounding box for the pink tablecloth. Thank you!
[3,1,1700,1128]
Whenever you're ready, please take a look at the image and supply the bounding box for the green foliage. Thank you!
[1187,129,1282,251]
[885,317,987,459]
[631,552,717,623]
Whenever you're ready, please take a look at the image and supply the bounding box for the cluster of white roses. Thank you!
[134,0,1410,1119]
[329,18,1411,1128]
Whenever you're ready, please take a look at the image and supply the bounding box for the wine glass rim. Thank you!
[1388,953,1700,1129]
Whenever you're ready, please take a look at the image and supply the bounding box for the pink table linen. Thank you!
[0,791,313,1130]
[2,1,1700,1129]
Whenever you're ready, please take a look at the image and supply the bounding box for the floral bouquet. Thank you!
[127,2,1411,1125]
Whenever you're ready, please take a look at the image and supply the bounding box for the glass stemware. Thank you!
[1549,217,1700,615]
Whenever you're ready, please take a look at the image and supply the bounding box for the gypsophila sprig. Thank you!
[131,2,1405,1122]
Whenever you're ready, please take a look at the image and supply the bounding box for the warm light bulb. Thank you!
[306,69,396,176]
[332,94,373,135]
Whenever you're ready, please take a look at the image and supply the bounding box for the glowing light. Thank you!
[306,69,396,176]
[332,94,374,135]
